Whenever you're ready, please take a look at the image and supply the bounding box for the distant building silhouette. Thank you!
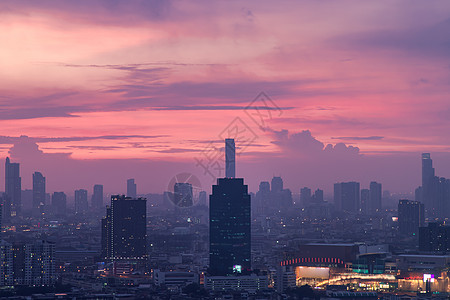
[312,189,324,203]
[271,177,283,193]
[422,153,434,210]
[369,181,382,212]
[74,189,88,214]
[52,192,67,216]
[420,153,450,218]
[225,138,236,178]
[300,187,312,206]
[198,191,207,206]
[361,189,369,213]
[174,182,193,207]
[5,157,21,216]
[21,189,33,212]
[101,195,147,261]
[127,179,137,198]
[255,181,270,214]
[32,172,46,215]
[334,182,360,212]
[398,199,424,236]
[91,184,103,209]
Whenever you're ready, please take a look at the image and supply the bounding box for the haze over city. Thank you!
[2,1,450,195]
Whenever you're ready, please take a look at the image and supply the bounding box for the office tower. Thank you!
[32,172,46,214]
[5,157,21,216]
[312,189,324,203]
[102,195,147,261]
[198,191,207,206]
[271,176,283,193]
[174,182,193,207]
[225,138,236,178]
[74,189,88,214]
[210,178,251,275]
[369,181,382,212]
[127,179,137,198]
[419,223,450,252]
[52,192,67,215]
[361,189,369,214]
[334,182,360,212]
[91,184,103,209]
[300,187,312,206]
[398,200,424,236]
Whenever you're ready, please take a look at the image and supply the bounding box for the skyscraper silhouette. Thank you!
[74,189,88,214]
[32,172,46,214]
[422,153,434,211]
[225,138,235,178]
[127,179,137,198]
[51,192,67,216]
[102,195,147,261]
[5,157,21,216]
[300,187,312,206]
[334,182,360,212]
[209,140,251,276]
[91,184,103,209]
[369,181,382,212]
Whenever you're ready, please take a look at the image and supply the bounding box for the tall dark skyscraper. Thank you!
[334,182,360,212]
[52,192,67,216]
[91,184,103,209]
[127,179,137,198]
[32,172,46,213]
[422,153,435,212]
[225,138,235,178]
[5,157,21,216]
[369,181,382,212]
[74,189,88,214]
[174,182,193,207]
[209,139,251,276]
[398,199,424,236]
[101,195,147,261]
[210,178,251,275]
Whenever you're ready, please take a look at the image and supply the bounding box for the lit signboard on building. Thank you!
[423,274,435,283]
[233,265,242,273]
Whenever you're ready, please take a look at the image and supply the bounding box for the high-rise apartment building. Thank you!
[102,195,147,261]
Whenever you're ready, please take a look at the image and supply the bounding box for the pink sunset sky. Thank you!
[1,0,450,197]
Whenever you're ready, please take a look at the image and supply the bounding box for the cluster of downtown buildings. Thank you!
[1,141,450,298]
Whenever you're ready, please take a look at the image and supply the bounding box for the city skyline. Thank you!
[1,1,450,194]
